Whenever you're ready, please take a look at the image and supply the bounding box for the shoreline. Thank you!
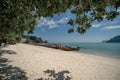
[1,43,120,80]
[55,42,120,59]
[75,50,120,60]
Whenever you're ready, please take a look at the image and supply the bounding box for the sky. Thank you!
[30,9,120,43]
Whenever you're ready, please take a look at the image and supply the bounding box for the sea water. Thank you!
[56,42,120,59]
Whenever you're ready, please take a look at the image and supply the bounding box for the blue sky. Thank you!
[31,9,120,43]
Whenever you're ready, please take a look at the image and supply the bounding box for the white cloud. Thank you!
[117,7,120,12]
[58,17,68,23]
[117,9,120,12]
[101,25,120,30]
[91,14,120,29]
[92,24,101,28]
[36,17,68,29]
[92,20,119,28]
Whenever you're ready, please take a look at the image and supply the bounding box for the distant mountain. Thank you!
[103,35,120,43]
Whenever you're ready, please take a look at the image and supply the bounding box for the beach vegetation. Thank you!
[0,0,120,43]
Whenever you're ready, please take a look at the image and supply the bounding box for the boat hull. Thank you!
[60,46,79,51]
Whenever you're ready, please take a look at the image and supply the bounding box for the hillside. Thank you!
[22,35,48,44]
[104,35,120,43]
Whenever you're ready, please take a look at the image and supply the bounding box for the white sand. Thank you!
[2,43,120,80]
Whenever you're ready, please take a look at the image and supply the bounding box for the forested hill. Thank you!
[103,35,120,43]
[22,35,48,43]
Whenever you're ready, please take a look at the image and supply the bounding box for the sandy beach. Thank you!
[1,43,120,80]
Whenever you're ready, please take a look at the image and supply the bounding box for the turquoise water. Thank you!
[55,42,120,59]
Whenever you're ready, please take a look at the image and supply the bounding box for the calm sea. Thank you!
[55,42,120,59]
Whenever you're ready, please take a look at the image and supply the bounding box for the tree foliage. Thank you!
[0,0,120,42]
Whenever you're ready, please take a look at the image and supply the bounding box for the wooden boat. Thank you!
[39,43,80,51]
[60,46,79,51]
[51,44,59,49]
[39,43,51,48]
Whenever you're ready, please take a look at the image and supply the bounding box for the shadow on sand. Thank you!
[0,50,71,80]
[0,49,27,80]
[36,69,71,80]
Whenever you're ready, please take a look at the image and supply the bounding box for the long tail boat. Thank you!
[51,44,59,49]
[40,43,80,51]
[59,45,80,51]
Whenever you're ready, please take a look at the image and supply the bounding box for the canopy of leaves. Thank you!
[0,0,120,42]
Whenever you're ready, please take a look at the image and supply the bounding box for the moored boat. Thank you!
[39,43,80,51]
[39,43,51,48]
[60,46,79,51]
[51,44,59,49]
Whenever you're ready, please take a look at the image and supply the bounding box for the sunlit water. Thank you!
[55,42,120,59]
